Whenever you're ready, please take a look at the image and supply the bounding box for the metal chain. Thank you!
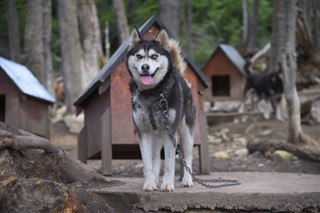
[159,93,241,189]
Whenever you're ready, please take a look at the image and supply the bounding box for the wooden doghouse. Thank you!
[0,57,55,138]
[74,16,210,175]
[202,44,246,103]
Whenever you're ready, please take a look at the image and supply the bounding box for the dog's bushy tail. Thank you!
[166,39,186,74]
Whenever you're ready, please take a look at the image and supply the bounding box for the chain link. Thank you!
[159,93,241,189]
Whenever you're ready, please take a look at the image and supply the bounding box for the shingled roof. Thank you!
[74,15,209,107]
[206,44,246,76]
[0,57,55,103]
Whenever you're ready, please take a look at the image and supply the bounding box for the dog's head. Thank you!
[126,27,173,90]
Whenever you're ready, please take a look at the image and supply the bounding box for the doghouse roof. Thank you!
[206,44,246,76]
[0,57,55,103]
[74,15,209,107]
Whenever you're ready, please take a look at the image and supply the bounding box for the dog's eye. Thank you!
[150,54,158,60]
[136,54,143,59]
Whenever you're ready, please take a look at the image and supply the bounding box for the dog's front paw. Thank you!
[160,182,175,192]
[181,177,193,187]
[143,181,158,191]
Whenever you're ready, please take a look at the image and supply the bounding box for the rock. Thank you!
[273,150,294,161]
[234,137,247,145]
[259,129,272,136]
[212,151,229,159]
[235,148,249,158]
[207,135,222,144]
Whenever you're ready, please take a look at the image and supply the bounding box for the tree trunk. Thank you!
[182,0,193,57]
[312,0,320,54]
[43,0,53,94]
[112,0,129,44]
[247,0,259,53]
[58,0,85,113]
[269,1,284,70]
[242,0,248,45]
[24,0,45,84]
[4,0,21,63]
[78,0,103,88]
[271,0,301,143]
[271,0,318,147]
[158,0,181,39]
[296,0,319,66]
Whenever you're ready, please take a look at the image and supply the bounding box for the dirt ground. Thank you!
[89,118,320,178]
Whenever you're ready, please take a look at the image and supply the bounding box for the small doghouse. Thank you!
[0,57,55,138]
[74,16,210,175]
[202,44,246,103]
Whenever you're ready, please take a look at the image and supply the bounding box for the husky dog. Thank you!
[126,28,195,192]
[240,61,284,120]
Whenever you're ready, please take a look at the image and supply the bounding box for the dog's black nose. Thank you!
[141,64,150,72]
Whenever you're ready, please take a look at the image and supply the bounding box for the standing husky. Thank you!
[126,28,195,192]
[240,61,284,120]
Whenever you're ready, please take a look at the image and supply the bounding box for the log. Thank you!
[0,122,107,183]
[247,139,320,162]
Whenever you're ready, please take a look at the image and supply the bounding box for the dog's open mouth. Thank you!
[140,74,154,86]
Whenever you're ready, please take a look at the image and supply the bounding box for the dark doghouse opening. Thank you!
[211,75,230,96]
[0,95,5,122]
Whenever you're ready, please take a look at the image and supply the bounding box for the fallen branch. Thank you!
[250,43,270,63]
[247,139,320,162]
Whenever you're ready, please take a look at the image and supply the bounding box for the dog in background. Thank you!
[126,28,195,192]
[240,61,284,120]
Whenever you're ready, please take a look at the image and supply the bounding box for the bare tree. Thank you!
[78,0,103,88]
[296,0,320,66]
[43,0,53,94]
[158,0,181,39]
[24,0,45,84]
[247,0,319,159]
[312,0,320,54]
[4,0,21,63]
[182,0,193,57]
[242,0,248,46]
[270,0,318,146]
[24,0,52,91]
[247,0,259,52]
[112,0,129,44]
[58,0,85,113]
[242,0,259,54]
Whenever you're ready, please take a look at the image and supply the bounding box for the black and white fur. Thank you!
[240,61,284,120]
[126,28,195,191]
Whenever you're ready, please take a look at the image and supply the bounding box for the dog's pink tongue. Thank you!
[140,76,153,85]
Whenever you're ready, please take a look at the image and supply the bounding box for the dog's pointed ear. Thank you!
[155,29,169,47]
[129,27,142,49]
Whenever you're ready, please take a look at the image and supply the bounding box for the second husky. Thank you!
[126,28,195,192]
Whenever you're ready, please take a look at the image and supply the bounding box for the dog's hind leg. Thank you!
[273,96,283,121]
[160,134,176,192]
[178,121,194,187]
[139,133,158,191]
[259,99,271,119]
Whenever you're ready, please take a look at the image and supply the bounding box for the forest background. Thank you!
[0,0,319,114]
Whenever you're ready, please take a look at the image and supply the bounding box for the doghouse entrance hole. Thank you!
[0,95,5,122]
[211,76,230,96]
